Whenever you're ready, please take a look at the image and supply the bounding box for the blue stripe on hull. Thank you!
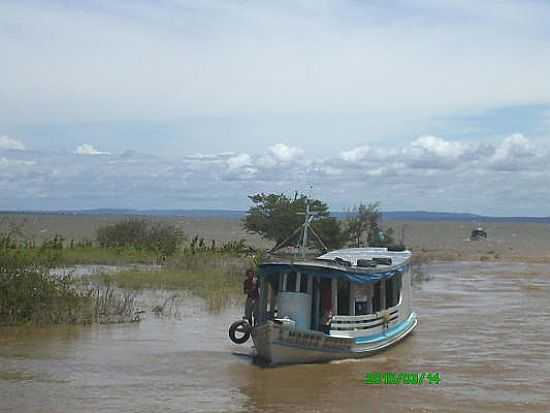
[268,312,417,356]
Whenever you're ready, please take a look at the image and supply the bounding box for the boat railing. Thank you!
[330,307,399,331]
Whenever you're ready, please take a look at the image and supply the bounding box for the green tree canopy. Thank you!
[346,202,395,247]
[242,193,346,251]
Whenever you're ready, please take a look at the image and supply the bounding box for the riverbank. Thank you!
[3,213,550,328]
[4,214,550,263]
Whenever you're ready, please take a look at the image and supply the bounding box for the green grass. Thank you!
[60,247,159,265]
[95,252,251,312]
[2,239,255,323]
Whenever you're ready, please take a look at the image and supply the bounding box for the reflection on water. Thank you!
[1,262,550,413]
[411,263,434,287]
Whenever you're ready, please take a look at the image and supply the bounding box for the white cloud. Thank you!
[0,157,35,168]
[222,153,259,180]
[2,135,550,214]
[340,136,469,170]
[491,134,534,161]
[333,134,549,174]
[0,136,25,151]
[489,133,537,171]
[75,144,111,156]
[409,136,466,159]
[401,136,469,170]
[226,153,252,170]
[267,144,304,163]
[184,152,236,162]
[341,145,370,162]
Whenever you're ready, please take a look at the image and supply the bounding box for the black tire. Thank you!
[229,320,251,344]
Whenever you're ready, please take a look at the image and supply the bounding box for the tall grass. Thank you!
[91,284,142,323]
[100,252,253,312]
[60,246,159,265]
[0,249,141,326]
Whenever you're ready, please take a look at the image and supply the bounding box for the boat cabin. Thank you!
[256,248,412,338]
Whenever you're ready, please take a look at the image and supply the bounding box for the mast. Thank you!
[269,200,328,255]
[297,200,319,257]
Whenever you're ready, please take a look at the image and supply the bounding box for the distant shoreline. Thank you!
[2,213,550,265]
[2,209,550,224]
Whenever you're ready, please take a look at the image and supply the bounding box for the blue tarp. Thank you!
[258,262,407,285]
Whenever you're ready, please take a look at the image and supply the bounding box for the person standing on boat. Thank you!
[243,269,259,325]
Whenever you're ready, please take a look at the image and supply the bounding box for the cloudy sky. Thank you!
[1,0,550,215]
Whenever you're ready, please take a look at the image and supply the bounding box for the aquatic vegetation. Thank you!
[90,284,142,323]
[0,249,141,326]
[0,250,80,325]
[94,252,253,312]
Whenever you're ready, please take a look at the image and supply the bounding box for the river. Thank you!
[1,261,549,412]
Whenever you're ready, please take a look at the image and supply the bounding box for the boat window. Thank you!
[354,299,369,316]
[384,273,402,308]
[372,282,382,312]
[299,274,308,293]
[353,284,371,315]
[286,271,297,292]
[270,275,279,292]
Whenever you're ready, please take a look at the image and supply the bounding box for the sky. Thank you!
[1,0,550,215]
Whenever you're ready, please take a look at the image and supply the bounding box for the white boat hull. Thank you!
[252,312,417,366]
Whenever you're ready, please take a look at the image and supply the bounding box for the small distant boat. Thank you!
[470,227,487,241]
[229,205,417,366]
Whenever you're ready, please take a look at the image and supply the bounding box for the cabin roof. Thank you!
[318,247,411,268]
[259,247,411,285]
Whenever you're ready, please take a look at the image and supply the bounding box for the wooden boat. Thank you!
[230,205,417,366]
[251,247,416,365]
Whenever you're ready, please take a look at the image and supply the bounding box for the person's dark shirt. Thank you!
[244,277,259,299]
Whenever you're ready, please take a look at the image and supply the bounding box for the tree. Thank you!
[243,193,346,251]
[345,202,394,247]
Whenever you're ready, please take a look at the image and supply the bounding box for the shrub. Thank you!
[96,218,185,255]
[0,248,141,326]
[0,250,88,325]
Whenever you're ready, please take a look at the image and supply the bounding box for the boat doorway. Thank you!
[309,278,332,331]
[320,278,332,315]
[337,279,351,316]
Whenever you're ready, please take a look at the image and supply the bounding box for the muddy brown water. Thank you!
[1,262,549,413]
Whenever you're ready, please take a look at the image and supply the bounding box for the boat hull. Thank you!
[252,312,417,366]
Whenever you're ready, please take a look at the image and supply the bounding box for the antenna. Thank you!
[269,199,327,256]
[297,201,312,257]
[296,199,324,257]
